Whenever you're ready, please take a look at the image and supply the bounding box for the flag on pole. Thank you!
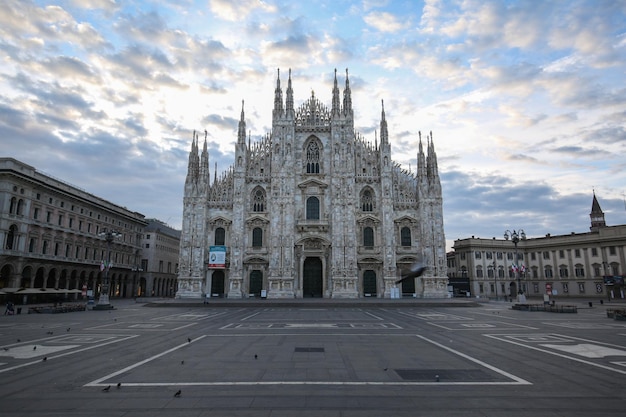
[100,261,105,272]
[511,264,518,273]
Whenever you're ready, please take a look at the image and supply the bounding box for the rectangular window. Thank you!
[475,252,482,259]
[543,251,550,260]
[559,250,565,258]
[69,218,73,228]
[531,252,536,260]
[609,246,616,255]
[362,227,374,247]
[574,249,581,258]
[141,259,148,271]
[33,208,39,220]
[496,252,503,260]
[253,228,264,247]
[46,211,52,222]
[159,261,163,273]
[507,253,513,260]
[58,214,63,226]
[591,247,598,257]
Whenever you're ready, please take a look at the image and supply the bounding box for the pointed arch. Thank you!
[251,186,266,212]
[304,136,322,174]
[360,187,375,212]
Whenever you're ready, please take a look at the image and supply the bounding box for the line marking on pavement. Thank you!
[364,311,384,320]
[484,333,626,375]
[84,335,208,386]
[0,334,139,374]
[85,333,530,387]
[415,335,531,385]
[428,321,537,331]
[85,322,197,331]
[241,311,261,321]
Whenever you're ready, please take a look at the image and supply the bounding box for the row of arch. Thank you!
[210,225,414,249]
[205,266,418,298]
[0,263,177,301]
[248,186,381,214]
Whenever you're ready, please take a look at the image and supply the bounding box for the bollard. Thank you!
[588,302,592,308]
[600,299,604,305]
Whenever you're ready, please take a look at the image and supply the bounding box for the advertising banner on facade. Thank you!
[208,246,226,269]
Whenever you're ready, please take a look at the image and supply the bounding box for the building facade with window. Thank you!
[0,158,148,301]
[141,219,180,297]
[177,69,448,299]
[450,194,626,300]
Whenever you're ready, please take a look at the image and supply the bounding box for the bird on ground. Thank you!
[43,357,47,362]
[117,383,121,389]
[17,339,21,342]
[187,338,191,343]
[33,346,36,350]
[3,347,8,351]
[174,390,181,397]
[102,385,111,392]
[395,262,427,284]
[67,328,71,332]
[254,354,258,359]
[181,360,184,365]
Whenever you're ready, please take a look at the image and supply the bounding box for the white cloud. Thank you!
[363,11,411,33]
[209,0,277,22]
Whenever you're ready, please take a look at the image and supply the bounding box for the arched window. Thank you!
[305,141,320,173]
[306,196,320,220]
[9,197,17,214]
[6,224,18,249]
[252,227,263,247]
[252,188,265,212]
[363,227,374,247]
[400,227,411,246]
[214,228,226,245]
[361,189,374,211]
[17,199,24,215]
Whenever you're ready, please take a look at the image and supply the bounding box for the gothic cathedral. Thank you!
[177,69,448,299]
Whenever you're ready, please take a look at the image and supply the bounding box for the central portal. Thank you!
[303,257,323,297]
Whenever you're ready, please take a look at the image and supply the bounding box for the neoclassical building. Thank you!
[0,158,178,301]
[177,69,448,299]
[450,194,625,300]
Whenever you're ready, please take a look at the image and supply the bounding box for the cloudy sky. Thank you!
[1,0,625,251]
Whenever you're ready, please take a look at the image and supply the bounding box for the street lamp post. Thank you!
[504,229,526,302]
[95,229,121,310]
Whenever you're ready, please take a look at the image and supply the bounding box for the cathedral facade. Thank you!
[176,69,448,299]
